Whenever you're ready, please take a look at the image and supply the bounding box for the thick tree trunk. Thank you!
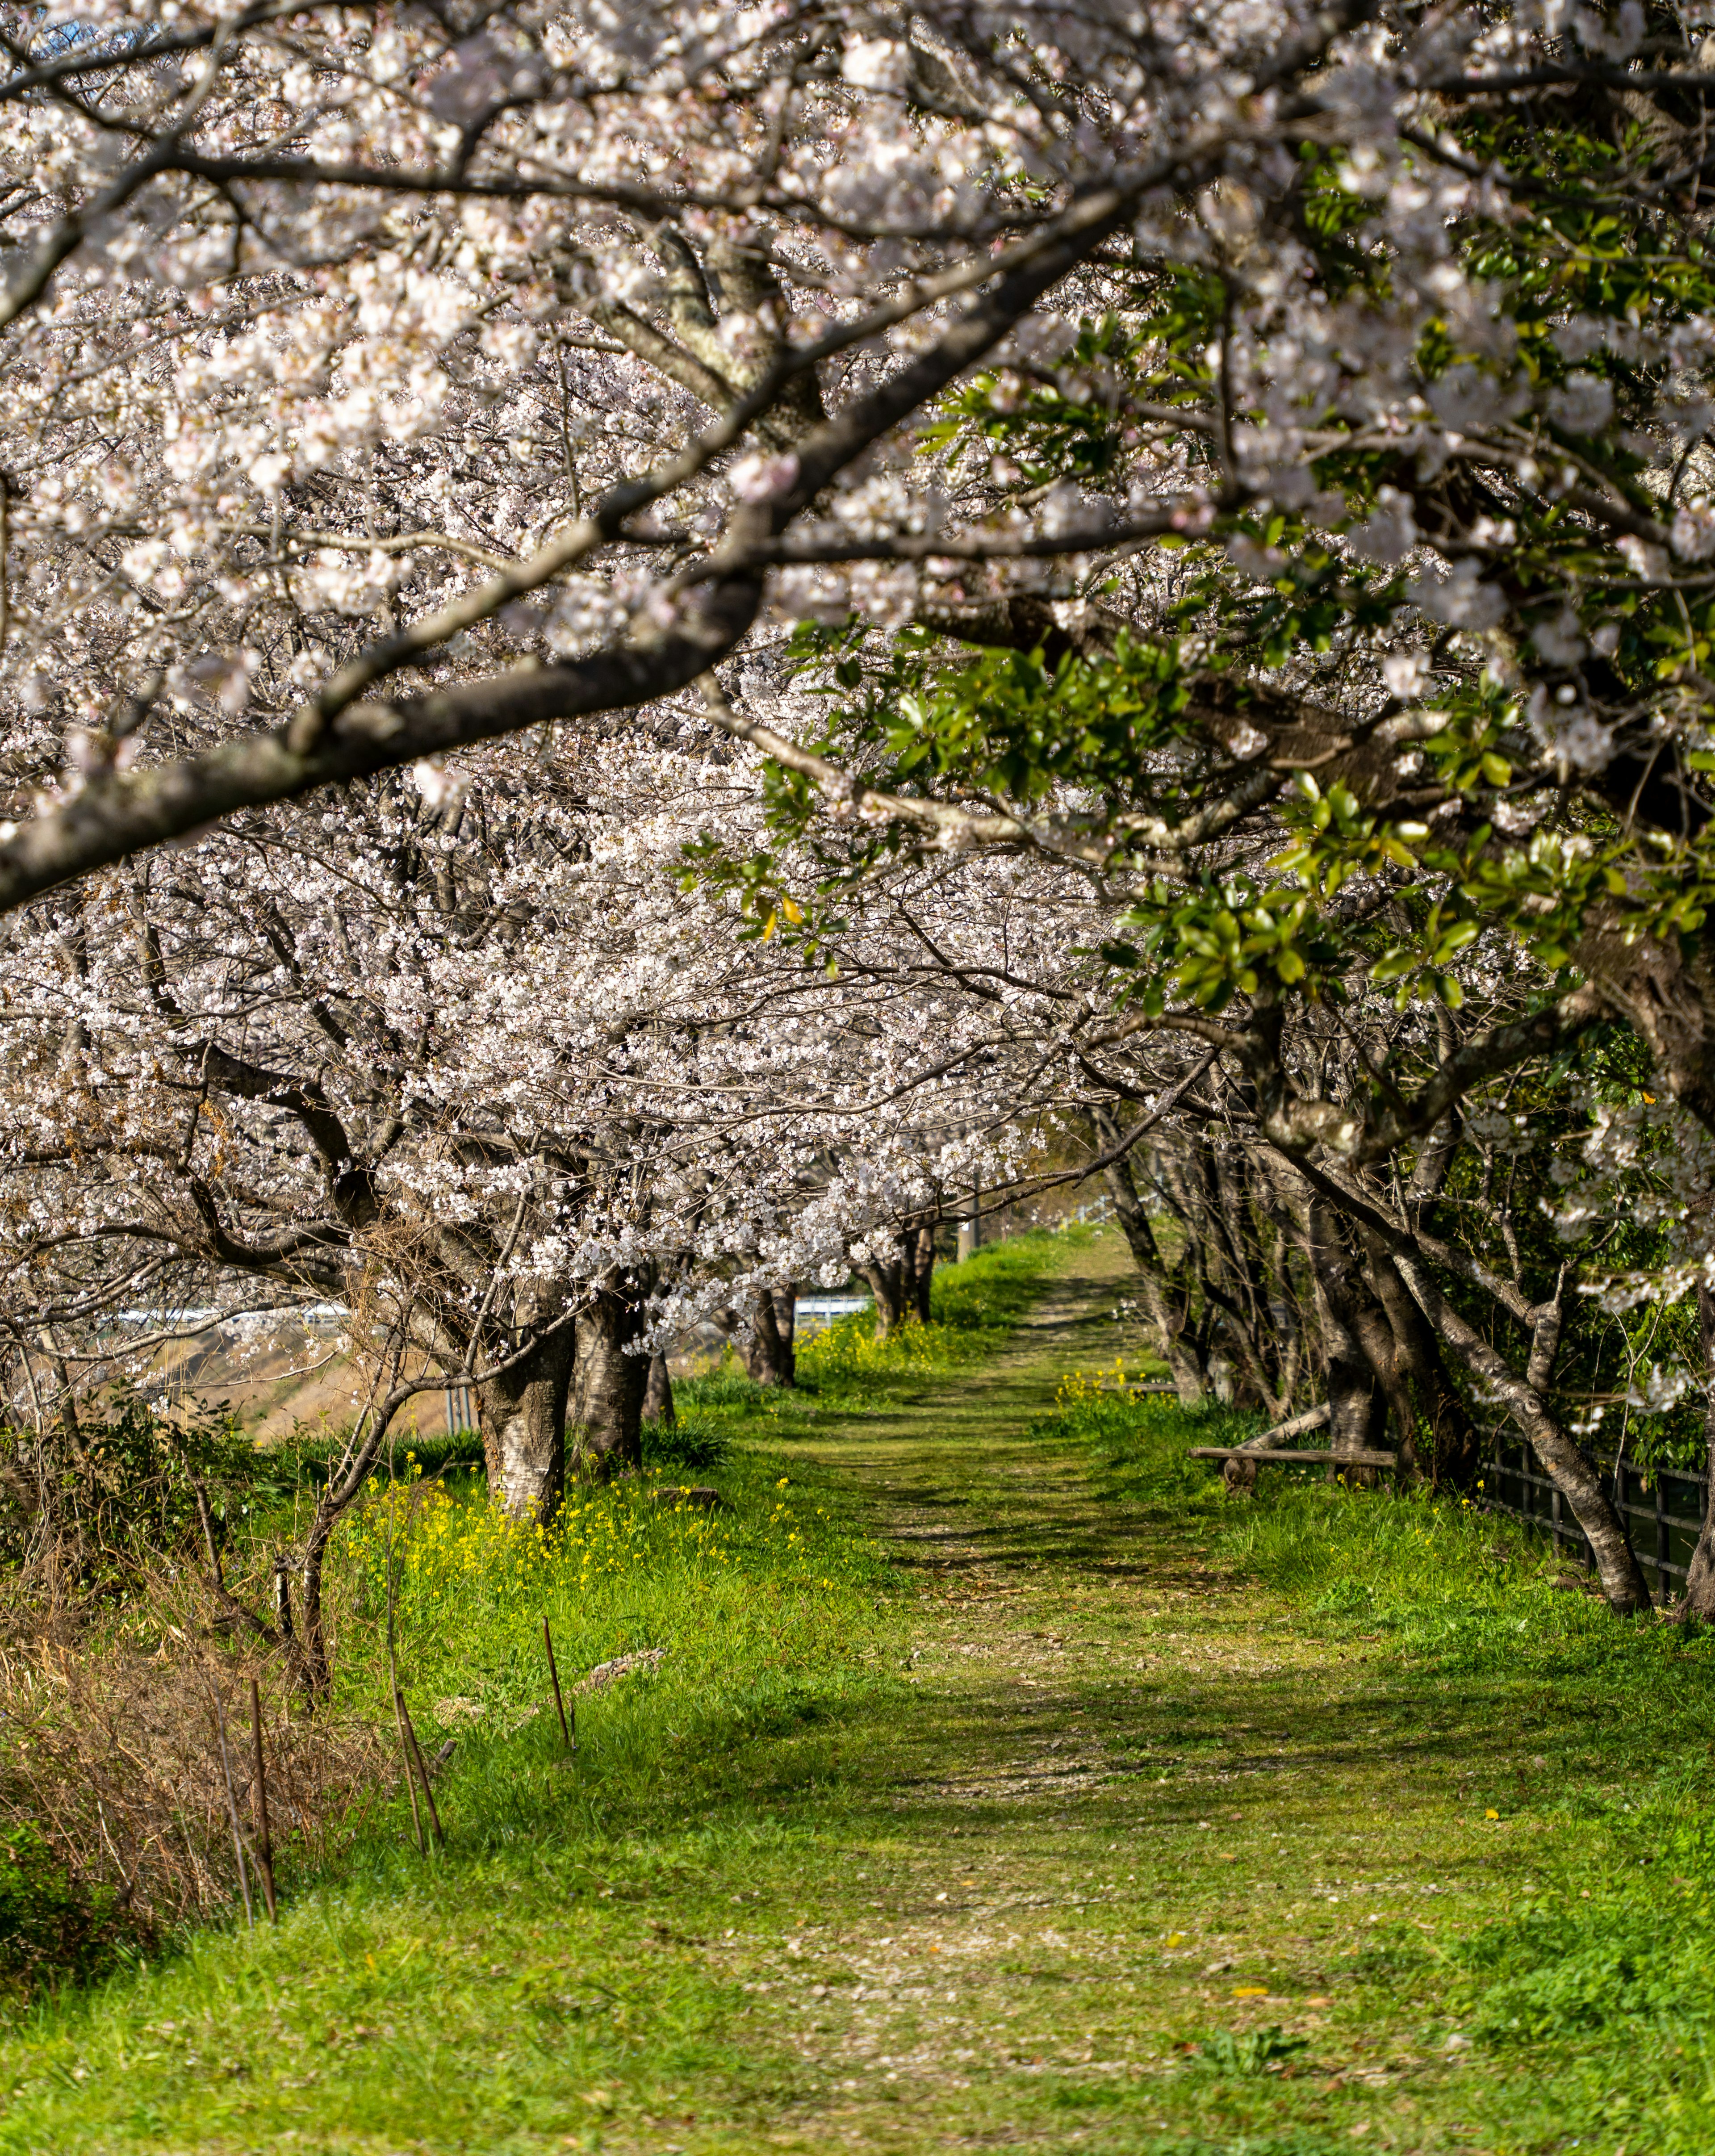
[770,1286,797,1382]
[1675,1283,1715,1620]
[1389,1248,1652,1615]
[642,1351,676,1427]
[1326,1357,1385,1459]
[479,1325,577,1522]
[1359,1231,1481,1490]
[861,1257,906,1338]
[743,1287,797,1386]
[566,1285,648,1482]
[1302,1196,1390,1484]
[906,1223,935,1326]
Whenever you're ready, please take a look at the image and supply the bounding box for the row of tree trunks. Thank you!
[476,1270,805,1524]
[1290,1172,1649,1612]
[861,1214,936,1338]
[1096,1102,1308,1415]
[1102,1102,1652,1613]
[1098,1113,1211,1407]
[477,1278,650,1522]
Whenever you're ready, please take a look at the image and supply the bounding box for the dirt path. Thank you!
[697,1234,1542,2153]
[3,1237,1566,2156]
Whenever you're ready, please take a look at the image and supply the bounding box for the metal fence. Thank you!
[1476,1432,1708,1601]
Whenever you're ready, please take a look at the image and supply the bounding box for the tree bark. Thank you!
[1389,1248,1652,1616]
[861,1256,906,1339]
[641,1351,676,1427]
[1676,1282,1715,1620]
[866,1218,935,1339]
[906,1223,936,1326]
[1302,1196,1389,1483]
[566,1284,648,1482]
[479,1324,577,1522]
[742,1287,797,1386]
[772,1286,797,1383]
[1355,1226,1481,1488]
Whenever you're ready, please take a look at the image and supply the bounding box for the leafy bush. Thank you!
[275,1425,485,1487]
[1187,2024,1311,2076]
[0,1387,263,1594]
[0,1825,123,1997]
[1462,1901,1715,2042]
[641,1415,730,1473]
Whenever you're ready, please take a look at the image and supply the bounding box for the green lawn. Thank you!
[6,1229,1715,2153]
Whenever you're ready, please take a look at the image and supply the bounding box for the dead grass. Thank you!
[0,1564,392,1980]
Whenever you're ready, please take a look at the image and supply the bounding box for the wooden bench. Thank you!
[1187,1448,1397,1468]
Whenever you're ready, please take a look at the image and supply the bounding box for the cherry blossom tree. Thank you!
[666,2,1715,1617]
[0,695,1071,1687]
[18,0,1715,1626]
[0,0,1368,905]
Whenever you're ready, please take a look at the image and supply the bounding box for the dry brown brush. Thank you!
[0,1403,394,1992]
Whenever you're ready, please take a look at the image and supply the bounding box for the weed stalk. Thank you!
[395,1687,443,1846]
[211,1684,254,1929]
[543,1616,574,1754]
[248,1678,277,1922]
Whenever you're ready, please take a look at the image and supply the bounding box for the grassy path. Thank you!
[689,1228,1509,2156]
[7,1231,1703,2153]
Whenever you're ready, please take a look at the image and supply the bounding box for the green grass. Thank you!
[677,1228,1080,1421]
[1042,1368,1715,2152]
[13,1227,1715,2153]
[0,1234,1073,2154]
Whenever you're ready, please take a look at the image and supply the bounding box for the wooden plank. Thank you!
[1479,1460,1697,1585]
[1188,1447,1397,1467]
[1481,1452,1703,1534]
[1480,1490,1693,1582]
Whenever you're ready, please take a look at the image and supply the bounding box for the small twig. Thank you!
[0,471,13,656]
[379,1399,428,1852]
[395,1687,444,1846]
[392,1681,426,1855]
[543,1616,573,1753]
[211,1687,254,1928]
[190,1476,224,1591]
[249,1678,277,1922]
[555,332,582,519]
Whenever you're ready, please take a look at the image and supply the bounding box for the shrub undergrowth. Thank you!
[338,1445,888,1749]
[0,1234,1075,2003]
